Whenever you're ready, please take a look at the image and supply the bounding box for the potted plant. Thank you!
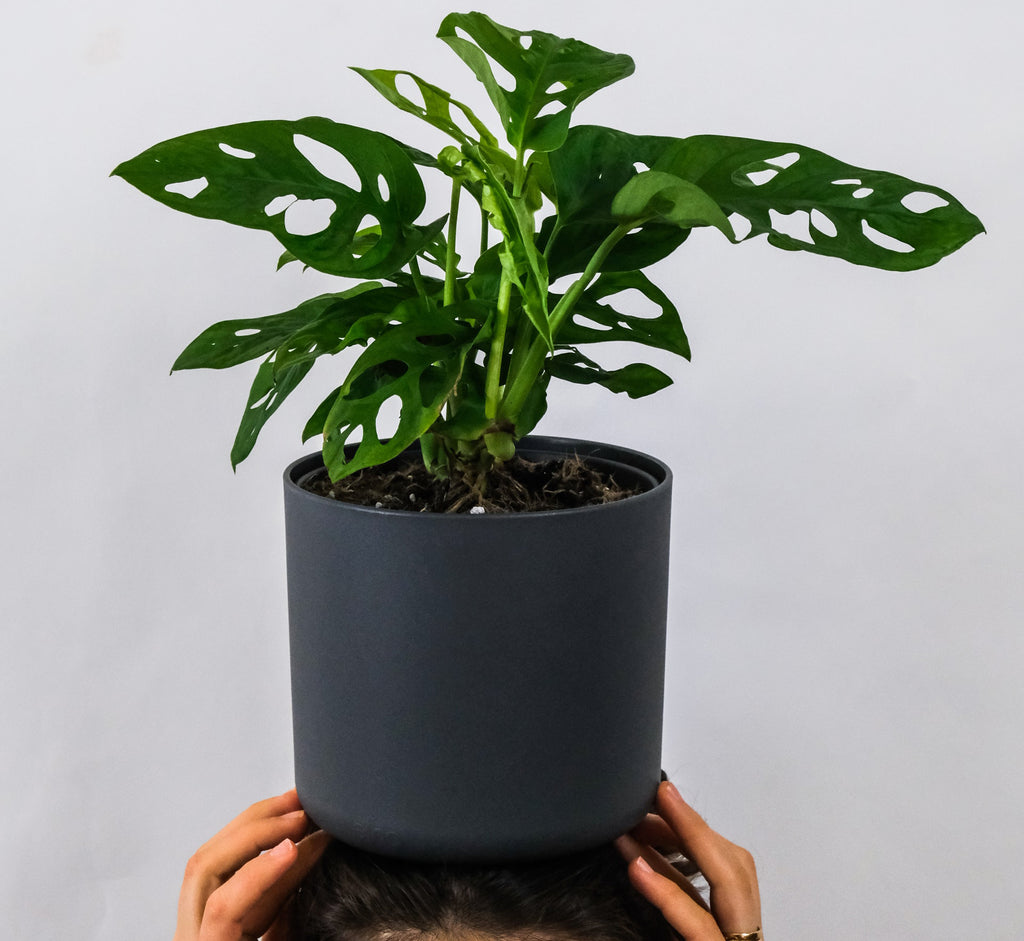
[112,11,982,860]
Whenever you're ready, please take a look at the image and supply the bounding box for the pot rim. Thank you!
[283,434,672,520]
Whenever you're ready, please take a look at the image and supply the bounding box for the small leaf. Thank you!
[352,68,499,149]
[113,117,433,278]
[230,357,313,468]
[611,170,733,238]
[437,12,634,153]
[547,349,672,398]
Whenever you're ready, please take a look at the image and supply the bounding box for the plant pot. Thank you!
[284,435,672,861]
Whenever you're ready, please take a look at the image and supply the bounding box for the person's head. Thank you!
[292,838,676,941]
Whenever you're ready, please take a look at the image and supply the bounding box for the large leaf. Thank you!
[546,349,672,398]
[112,117,433,278]
[540,125,691,277]
[320,304,485,478]
[437,12,634,153]
[654,135,985,270]
[557,270,690,358]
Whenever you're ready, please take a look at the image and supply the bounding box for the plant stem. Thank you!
[498,223,631,424]
[444,178,462,307]
[484,265,514,419]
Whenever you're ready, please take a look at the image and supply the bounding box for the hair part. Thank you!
[293,840,675,941]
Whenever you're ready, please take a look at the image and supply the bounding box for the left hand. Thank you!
[615,780,763,940]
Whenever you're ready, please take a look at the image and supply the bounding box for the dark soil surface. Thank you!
[303,454,643,514]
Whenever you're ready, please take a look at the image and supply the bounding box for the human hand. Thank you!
[616,780,763,941]
[173,788,330,941]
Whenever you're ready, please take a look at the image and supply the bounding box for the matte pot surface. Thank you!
[284,436,672,861]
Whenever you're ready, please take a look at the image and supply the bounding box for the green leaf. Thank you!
[654,135,985,270]
[558,270,690,358]
[352,68,499,149]
[437,12,634,153]
[611,170,733,238]
[547,349,672,398]
[171,284,391,371]
[321,303,484,478]
[112,117,433,278]
[541,125,690,277]
[230,357,313,468]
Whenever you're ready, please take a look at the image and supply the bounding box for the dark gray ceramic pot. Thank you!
[284,435,672,862]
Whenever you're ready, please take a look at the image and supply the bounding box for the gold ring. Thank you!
[724,930,762,941]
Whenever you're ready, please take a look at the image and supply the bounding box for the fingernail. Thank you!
[269,837,294,858]
[634,855,655,875]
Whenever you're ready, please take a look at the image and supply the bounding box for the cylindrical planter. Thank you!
[284,435,672,861]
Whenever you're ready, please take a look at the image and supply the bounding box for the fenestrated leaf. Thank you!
[437,12,634,153]
[112,117,433,278]
[171,284,387,371]
[557,271,690,358]
[546,348,672,398]
[541,125,690,277]
[321,303,485,479]
[352,68,499,150]
[654,135,985,270]
[230,357,313,468]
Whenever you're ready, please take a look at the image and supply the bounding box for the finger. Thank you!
[656,783,762,936]
[626,854,725,941]
[631,814,684,852]
[198,836,300,940]
[615,833,709,911]
[177,796,310,937]
[202,828,330,940]
[261,830,330,941]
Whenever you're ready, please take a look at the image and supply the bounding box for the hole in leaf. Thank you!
[394,73,426,111]
[728,213,753,239]
[861,220,914,253]
[574,314,614,333]
[377,173,390,201]
[294,134,361,189]
[902,191,949,213]
[265,194,296,216]
[600,288,662,320]
[852,187,874,199]
[769,208,813,243]
[810,209,838,237]
[747,169,778,186]
[284,198,336,235]
[219,143,256,159]
[234,328,261,337]
[164,177,208,198]
[832,178,862,186]
[520,34,533,49]
[489,58,517,93]
[536,99,565,119]
[765,152,800,169]
[633,161,650,173]
[546,80,568,94]
[372,393,403,442]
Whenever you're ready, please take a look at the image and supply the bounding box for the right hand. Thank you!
[173,788,330,941]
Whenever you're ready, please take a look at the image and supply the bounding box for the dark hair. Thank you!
[293,840,676,941]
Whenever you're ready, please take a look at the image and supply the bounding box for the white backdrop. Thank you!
[2,1,1020,938]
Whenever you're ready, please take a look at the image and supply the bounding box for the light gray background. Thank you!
[2,1,1020,938]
